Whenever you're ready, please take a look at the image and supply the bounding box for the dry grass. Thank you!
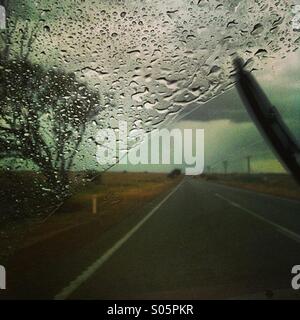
[19,172,182,248]
[202,173,300,200]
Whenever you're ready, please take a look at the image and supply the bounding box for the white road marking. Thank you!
[211,181,300,204]
[54,179,185,300]
[215,193,300,244]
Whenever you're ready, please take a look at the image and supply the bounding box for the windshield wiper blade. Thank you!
[234,58,300,184]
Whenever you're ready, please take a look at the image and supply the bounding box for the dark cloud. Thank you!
[181,78,300,125]
[181,87,251,123]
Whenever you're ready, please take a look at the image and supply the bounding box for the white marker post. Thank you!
[92,195,97,214]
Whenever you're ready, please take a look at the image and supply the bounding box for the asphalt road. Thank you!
[3,178,300,299]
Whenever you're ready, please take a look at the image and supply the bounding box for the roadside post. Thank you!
[92,194,97,214]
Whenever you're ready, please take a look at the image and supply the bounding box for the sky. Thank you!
[2,0,300,174]
[175,53,300,173]
[114,51,300,174]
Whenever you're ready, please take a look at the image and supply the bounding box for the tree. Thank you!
[0,59,102,197]
[167,168,182,178]
[0,1,104,199]
[0,0,39,62]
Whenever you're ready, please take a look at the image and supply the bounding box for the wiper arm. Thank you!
[234,58,300,184]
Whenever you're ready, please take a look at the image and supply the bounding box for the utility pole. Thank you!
[223,161,228,174]
[246,156,251,174]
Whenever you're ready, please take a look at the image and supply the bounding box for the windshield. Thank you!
[0,0,300,301]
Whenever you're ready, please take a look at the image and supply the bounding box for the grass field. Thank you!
[2,171,298,262]
[201,173,300,200]
[0,171,181,261]
[23,172,181,247]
